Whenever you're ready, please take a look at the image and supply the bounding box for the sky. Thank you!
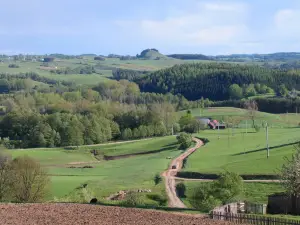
[1,0,300,55]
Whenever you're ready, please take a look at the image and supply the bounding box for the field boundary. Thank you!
[176,172,280,181]
[102,145,178,160]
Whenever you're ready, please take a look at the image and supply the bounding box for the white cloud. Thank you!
[274,9,300,38]
[116,1,249,48]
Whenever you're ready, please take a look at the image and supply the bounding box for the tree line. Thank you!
[0,79,197,148]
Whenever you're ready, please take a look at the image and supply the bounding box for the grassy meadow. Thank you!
[181,107,300,175]
[181,181,284,205]
[8,136,181,202]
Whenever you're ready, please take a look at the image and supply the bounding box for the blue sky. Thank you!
[1,0,300,55]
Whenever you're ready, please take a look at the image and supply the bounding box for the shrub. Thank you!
[254,125,261,132]
[10,156,50,203]
[122,193,144,207]
[212,171,243,204]
[176,132,192,149]
[8,64,20,68]
[154,173,162,185]
[176,182,186,198]
[190,185,221,212]
[147,194,167,206]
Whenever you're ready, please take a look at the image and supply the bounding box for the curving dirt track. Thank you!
[0,204,238,225]
[162,137,203,208]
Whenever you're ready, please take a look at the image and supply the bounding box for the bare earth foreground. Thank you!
[0,204,235,225]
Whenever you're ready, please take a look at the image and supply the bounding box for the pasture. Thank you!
[182,107,300,175]
[181,181,283,205]
[8,136,181,202]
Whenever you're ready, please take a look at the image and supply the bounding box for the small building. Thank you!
[195,117,226,130]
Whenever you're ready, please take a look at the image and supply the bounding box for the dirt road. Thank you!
[162,138,203,208]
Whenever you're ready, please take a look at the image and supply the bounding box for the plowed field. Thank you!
[0,204,237,225]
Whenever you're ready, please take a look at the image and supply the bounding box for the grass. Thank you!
[182,181,283,205]
[184,107,299,128]
[8,136,181,202]
[184,128,300,175]
[79,136,179,156]
[179,107,300,175]
[0,57,234,86]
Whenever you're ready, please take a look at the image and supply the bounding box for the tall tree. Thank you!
[244,100,258,128]
[229,84,243,100]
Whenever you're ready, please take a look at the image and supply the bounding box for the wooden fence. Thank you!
[212,212,300,225]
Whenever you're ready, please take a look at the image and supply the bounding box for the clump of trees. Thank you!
[190,171,243,212]
[0,153,50,203]
[8,64,20,68]
[50,65,96,75]
[94,56,105,61]
[176,132,192,149]
[179,110,202,133]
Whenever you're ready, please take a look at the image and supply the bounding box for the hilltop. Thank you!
[137,49,169,60]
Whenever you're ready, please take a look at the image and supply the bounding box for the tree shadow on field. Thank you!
[231,141,299,156]
[104,146,180,161]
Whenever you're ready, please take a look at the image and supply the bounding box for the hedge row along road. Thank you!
[162,137,203,208]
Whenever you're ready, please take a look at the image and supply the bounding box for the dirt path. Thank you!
[162,138,203,208]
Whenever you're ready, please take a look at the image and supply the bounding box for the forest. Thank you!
[132,63,300,100]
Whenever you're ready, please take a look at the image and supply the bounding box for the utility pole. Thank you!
[266,122,269,158]
[218,122,220,139]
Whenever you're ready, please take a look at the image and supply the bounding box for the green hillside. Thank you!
[8,136,181,201]
[137,49,169,60]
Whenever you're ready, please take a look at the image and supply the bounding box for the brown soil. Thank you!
[0,204,236,225]
[162,138,203,208]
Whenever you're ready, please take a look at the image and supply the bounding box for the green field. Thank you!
[181,107,300,175]
[185,128,299,175]
[182,181,283,205]
[8,136,181,202]
[0,57,189,85]
[184,107,300,128]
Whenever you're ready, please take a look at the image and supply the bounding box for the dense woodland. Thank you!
[132,63,300,100]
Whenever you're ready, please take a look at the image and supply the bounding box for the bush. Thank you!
[176,182,186,198]
[189,171,243,212]
[154,173,162,185]
[176,132,192,149]
[190,185,221,212]
[122,193,144,207]
[212,171,243,204]
[147,194,167,206]
[8,64,20,68]
[254,125,261,132]
[10,156,50,203]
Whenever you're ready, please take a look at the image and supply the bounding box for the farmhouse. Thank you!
[195,117,226,130]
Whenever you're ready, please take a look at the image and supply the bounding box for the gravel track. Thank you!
[162,138,203,208]
[0,204,238,225]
